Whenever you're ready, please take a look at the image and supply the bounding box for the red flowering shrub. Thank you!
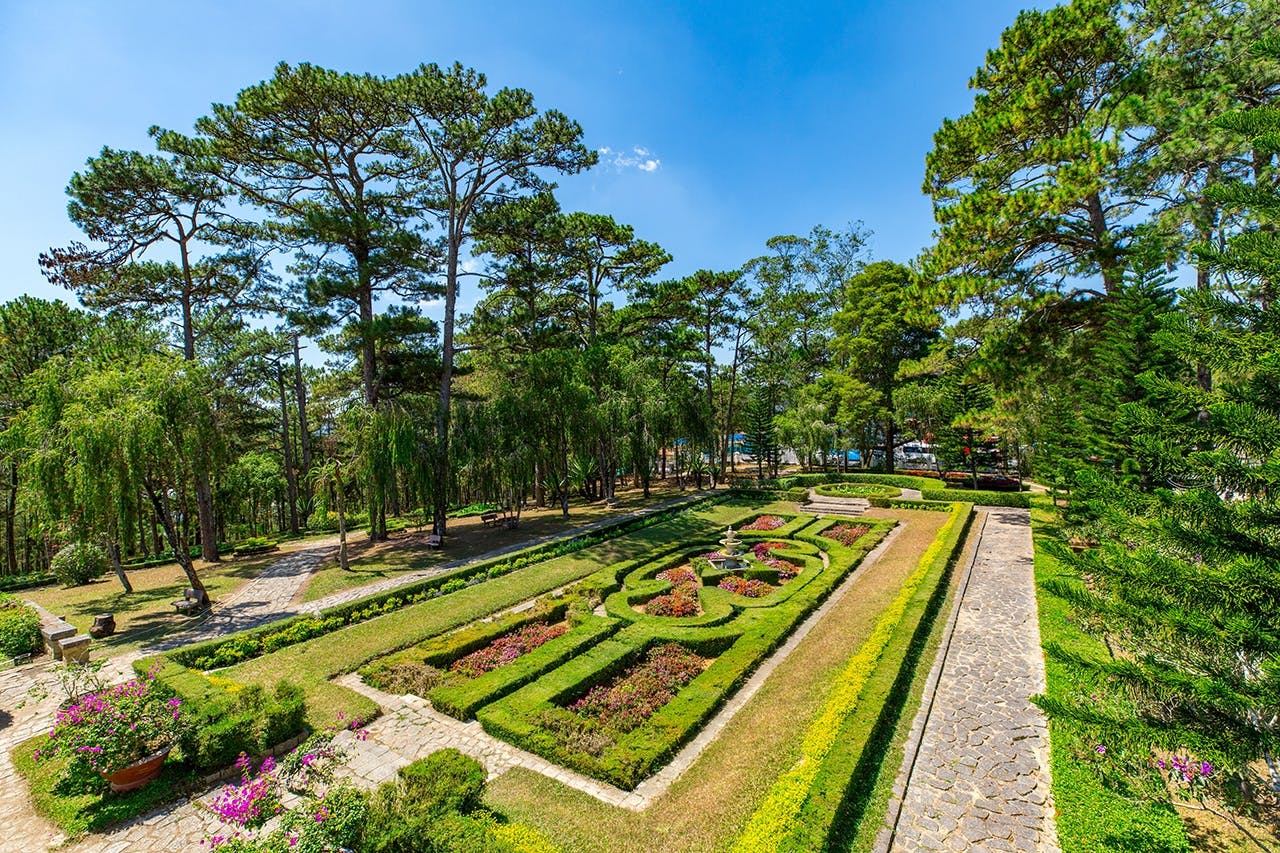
[451,621,568,678]
[823,523,871,547]
[740,515,785,531]
[646,566,702,616]
[570,643,707,731]
[718,575,775,597]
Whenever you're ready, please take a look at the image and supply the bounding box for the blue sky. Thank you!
[0,0,1050,317]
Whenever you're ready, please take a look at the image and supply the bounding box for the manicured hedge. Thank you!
[0,573,55,593]
[919,487,1030,508]
[360,595,624,720]
[812,482,902,498]
[171,493,723,671]
[0,593,40,657]
[867,497,958,511]
[733,504,971,852]
[779,472,939,492]
[136,658,308,772]
[477,518,895,789]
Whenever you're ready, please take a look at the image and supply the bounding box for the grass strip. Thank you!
[732,503,968,852]
[1029,495,1188,853]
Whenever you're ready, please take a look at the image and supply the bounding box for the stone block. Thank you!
[60,634,92,664]
[40,622,77,659]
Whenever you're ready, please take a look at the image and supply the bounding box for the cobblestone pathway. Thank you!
[881,508,1059,853]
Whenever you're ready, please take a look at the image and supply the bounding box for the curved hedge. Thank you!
[812,483,902,499]
[477,517,896,789]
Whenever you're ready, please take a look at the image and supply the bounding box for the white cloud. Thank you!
[598,145,661,173]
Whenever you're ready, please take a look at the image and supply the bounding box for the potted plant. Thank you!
[41,671,185,792]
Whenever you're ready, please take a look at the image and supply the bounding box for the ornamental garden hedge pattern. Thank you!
[475,515,896,789]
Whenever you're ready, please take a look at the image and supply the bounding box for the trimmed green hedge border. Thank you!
[477,517,895,789]
[919,487,1029,508]
[360,595,624,720]
[867,497,958,512]
[734,503,972,851]
[170,493,724,671]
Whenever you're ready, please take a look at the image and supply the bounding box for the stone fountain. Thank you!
[709,526,750,571]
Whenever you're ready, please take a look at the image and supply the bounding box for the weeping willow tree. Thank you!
[8,353,222,594]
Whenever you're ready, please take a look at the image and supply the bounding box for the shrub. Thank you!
[919,487,1030,508]
[400,749,487,815]
[50,541,108,587]
[785,486,810,503]
[42,671,185,787]
[0,593,40,657]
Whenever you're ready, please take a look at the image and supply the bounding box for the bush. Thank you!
[50,541,108,586]
[170,676,308,771]
[919,487,1030,508]
[400,749,487,814]
[0,593,40,658]
[785,486,810,503]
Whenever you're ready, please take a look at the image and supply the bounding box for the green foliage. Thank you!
[50,542,109,587]
[784,486,810,503]
[918,487,1029,508]
[0,593,41,657]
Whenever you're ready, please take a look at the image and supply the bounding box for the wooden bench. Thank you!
[172,587,210,616]
[424,534,442,548]
[480,512,500,528]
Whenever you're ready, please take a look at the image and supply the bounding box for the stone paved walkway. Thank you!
[881,508,1059,853]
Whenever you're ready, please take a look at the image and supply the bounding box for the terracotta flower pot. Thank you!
[102,746,171,793]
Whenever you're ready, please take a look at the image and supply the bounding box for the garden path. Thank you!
[878,508,1060,853]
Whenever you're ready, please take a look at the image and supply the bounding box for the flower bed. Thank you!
[822,523,871,548]
[740,515,786,531]
[479,519,897,789]
[645,567,702,617]
[451,621,568,678]
[570,642,708,732]
[751,542,800,580]
[718,576,775,597]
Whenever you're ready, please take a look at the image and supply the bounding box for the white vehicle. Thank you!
[895,442,937,467]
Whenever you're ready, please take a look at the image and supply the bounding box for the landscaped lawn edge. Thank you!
[1028,495,1188,853]
[732,503,971,853]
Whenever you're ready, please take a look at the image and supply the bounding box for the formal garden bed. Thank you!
[813,482,903,499]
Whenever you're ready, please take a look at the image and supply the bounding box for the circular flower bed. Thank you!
[812,483,901,498]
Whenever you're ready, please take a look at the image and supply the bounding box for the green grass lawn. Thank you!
[1029,495,1189,853]
[23,550,288,653]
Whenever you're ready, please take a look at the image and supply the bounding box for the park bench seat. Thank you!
[424,534,442,548]
[481,512,499,528]
[172,587,209,615]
